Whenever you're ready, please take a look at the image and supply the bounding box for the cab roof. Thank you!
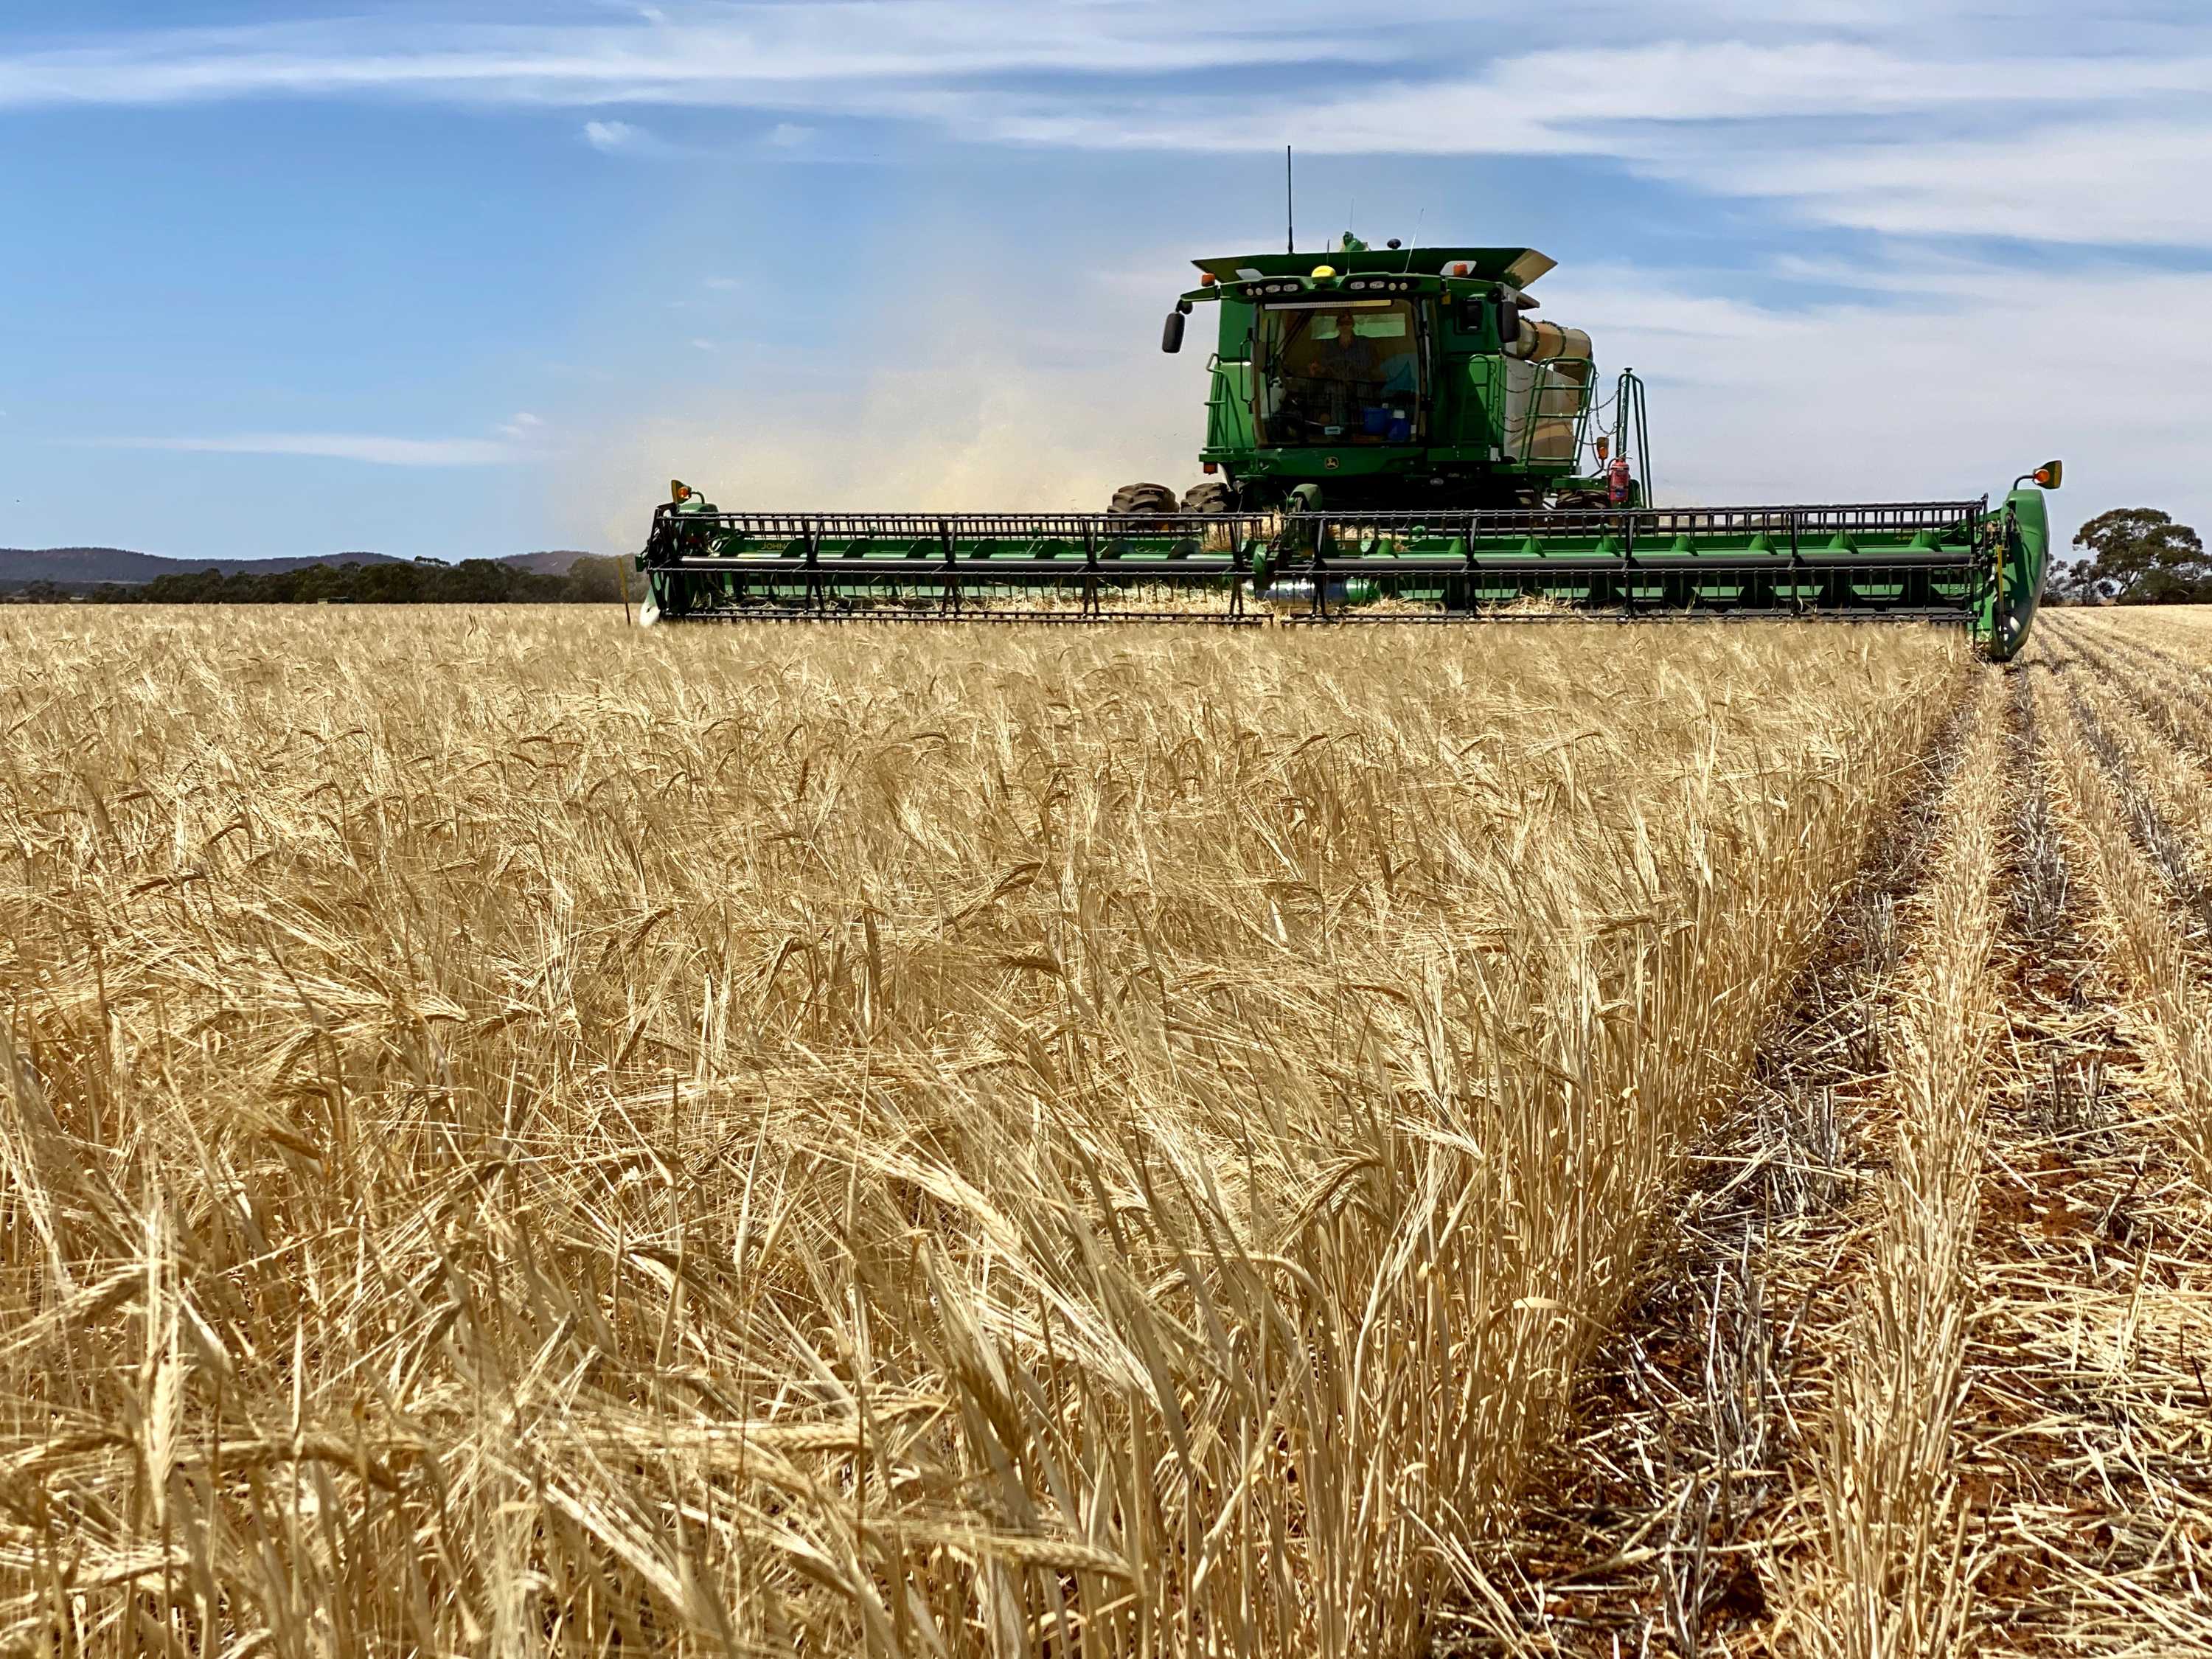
[1192,246,1556,288]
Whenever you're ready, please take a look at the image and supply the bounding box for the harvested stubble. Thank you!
[2028,624,2212,1177]
[1950,609,2212,1655]
[0,608,1960,1656]
[1473,611,2212,1658]
[1792,671,2007,1658]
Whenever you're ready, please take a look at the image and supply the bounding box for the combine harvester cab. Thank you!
[635,237,2061,661]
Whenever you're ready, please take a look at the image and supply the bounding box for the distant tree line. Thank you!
[2045,509,2208,605]
[5,556,629,606]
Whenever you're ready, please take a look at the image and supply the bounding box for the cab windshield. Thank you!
[1253,300,1422,447]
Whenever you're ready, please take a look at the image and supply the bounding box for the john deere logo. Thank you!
[1324,456,1340,470]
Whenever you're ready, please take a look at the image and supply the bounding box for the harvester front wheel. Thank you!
[1108,481,1180,515]
[1180,481,1234,515]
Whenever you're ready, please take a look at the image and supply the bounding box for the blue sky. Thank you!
[2,1,2207,560]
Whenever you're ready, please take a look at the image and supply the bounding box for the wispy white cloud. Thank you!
[97,433,520,466]
[1537,256,2212,546]
[965,41,2212,153]
[911,36,2212,246]
[582,117,646,151]
[1638,117,2212,246]
[496,411,545,439]
[0,7,1396,108]
[5,10,2208,248]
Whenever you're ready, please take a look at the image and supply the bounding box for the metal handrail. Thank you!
[1501,357,1596,468]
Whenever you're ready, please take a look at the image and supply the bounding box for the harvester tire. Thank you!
[1180,481,1234,515]
[1109,481,1180,515]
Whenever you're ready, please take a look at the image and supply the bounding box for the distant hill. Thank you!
[0,546,605,592]
[0,546,411,586]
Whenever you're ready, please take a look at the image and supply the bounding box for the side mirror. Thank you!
[1495,299,1520,348]
[1161,310,1186,354]
[2033,459,2063,489]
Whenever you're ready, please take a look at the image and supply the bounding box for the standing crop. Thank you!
[0,609,1971,1655]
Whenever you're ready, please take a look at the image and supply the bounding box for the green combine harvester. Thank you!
[636,237,2061,659]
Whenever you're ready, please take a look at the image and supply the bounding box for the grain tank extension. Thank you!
[636,236,2060,660]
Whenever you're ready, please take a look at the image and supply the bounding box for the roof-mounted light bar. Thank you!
[1239,275,1424,298]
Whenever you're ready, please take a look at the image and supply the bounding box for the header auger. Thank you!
[636,235,2062,660]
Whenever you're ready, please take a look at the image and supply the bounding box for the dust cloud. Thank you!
[551,284,1203,547]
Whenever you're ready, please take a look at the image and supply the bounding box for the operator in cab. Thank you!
[1262,302,1420,443]
[1309,313,1385,388]
[1307,312,1416,439]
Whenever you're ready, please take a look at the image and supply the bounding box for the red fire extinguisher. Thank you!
[1607,454,1632,507]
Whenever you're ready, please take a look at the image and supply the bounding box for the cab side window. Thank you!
[1455,294,1519,348]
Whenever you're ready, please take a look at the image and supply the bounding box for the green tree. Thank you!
[563,555,625,602]
[2068,508,2208,605]
[93,557,622,606]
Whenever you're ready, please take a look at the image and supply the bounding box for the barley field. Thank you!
[0,605,2208,1656]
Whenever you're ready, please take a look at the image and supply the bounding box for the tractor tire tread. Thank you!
[1109,481,1181,515]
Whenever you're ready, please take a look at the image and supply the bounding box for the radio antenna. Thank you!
[1285,146,1294,254]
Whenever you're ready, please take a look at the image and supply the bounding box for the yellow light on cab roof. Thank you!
[1310,264,1337,279]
